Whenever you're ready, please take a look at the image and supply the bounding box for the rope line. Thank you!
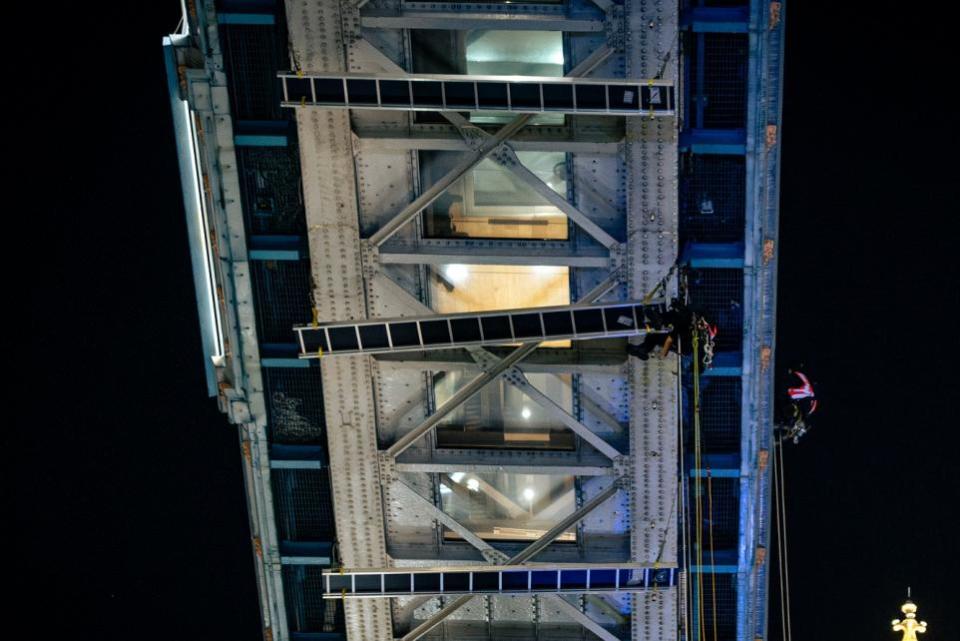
[692,329,705,641]
[707,468,718,641]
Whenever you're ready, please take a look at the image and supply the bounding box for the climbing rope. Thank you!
[706,469,719,641]
[771,436,794,641]
[692,329,706,641]
[773,439,794,641]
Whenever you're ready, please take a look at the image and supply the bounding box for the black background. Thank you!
[12,2,957,639]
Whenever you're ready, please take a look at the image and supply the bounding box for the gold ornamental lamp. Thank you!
[891,590,927,641]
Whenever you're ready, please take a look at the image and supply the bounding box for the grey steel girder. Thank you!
[377,241,610,268]
[361,12,604,32]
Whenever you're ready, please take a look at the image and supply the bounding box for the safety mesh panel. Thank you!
[219,24,285,121]
[263,368,325,444]
[700,378,742,453]
[236,146,306,235]
[282,565,345,633]
[702,34,748,128]
[687,33,748,129]
[272,469,335,542]
[698,573,738,641]
[680,155,746,242]
[703,477,739,549]
[250,260,313,344]
[687,268,743,351]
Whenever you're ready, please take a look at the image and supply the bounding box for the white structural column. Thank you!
[284,1,392,639]
[623,1,681,641]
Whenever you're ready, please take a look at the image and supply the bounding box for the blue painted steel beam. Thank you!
[689,548,739,573]
[688,452,741,478]
[703,351,743,377]
[683,241,745,268]
[234,120,290,147]
[690,563,738,574]
[682,7,749,33]
[679,129,747,155]
[235,133,287,147]
[271,444,326,470]
[217,12,275,25]
[262,357,310,368]
[260,343,303,360]
[281,541,333,566]
[249,235,304,261]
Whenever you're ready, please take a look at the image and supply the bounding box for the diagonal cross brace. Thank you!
[491,146,620,249]
[367,45,614,246]
[384,274,620,458]
[502,367,623,460]
[398,480,624,641]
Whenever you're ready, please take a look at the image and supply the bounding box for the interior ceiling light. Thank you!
[521,407,532,419]
[523,488,535,502]
[444,264,469,284]
[466,478,480,492]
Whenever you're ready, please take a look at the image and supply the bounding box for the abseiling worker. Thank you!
[779,369,818,444]
[626,301,715,361]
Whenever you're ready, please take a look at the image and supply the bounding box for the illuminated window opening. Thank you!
[435,372,575,450]
[421,151,569,240]
[439,472,577,542]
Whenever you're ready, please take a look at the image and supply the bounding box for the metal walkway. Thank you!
[295,300,670,357]
[323,563,679,599]
[279,72,675,117]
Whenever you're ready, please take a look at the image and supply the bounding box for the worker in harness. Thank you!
[627,301,717,366]
[778,369,818,444]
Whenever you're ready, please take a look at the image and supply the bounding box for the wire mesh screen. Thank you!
[272,469,336,542]
[700,378,742,453]
[263,368,326,444]
[236,146,306,235]
[273,469,336,541]
[687,268,743,351]
[250,260,313,344]
[282,565,345,633]
[702,34,748,129]
[687,33,748,129]
[219,24,285,121]
[697,573,738,641]
[704,477,739,549]
[680,154,746,242]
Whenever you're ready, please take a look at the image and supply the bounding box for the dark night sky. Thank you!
[12,2,957,639]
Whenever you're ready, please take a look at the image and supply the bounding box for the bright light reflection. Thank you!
[466,478,480,492]
[451,472,465,483]
[439,485,451,494]
[523,487,535,502]
[444,264,469,284]
[521,407,532,420]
